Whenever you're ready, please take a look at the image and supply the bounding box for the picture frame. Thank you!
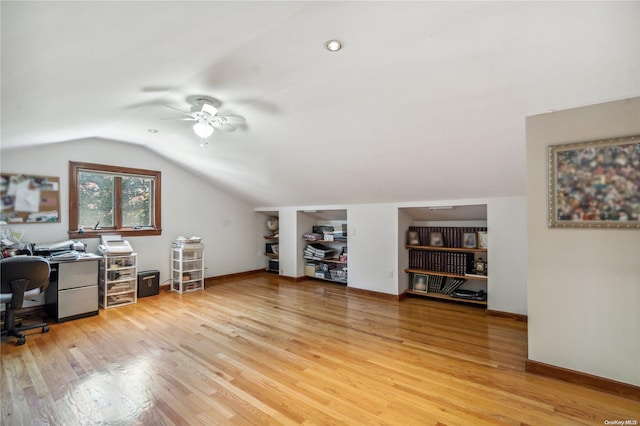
[462,232,477,248]
[548,135,640,228]
[477,231,488,249]
[412,274,429,292]
[429,232,443,246]
[407,231,420,245]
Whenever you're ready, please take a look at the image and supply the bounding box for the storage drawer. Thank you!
[106,279,136,295]
[59,285,98,319]
[59,261,99,290]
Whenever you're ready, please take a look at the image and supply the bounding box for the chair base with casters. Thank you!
[1,256,51,346]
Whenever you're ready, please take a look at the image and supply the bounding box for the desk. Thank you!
[45,256,101,323]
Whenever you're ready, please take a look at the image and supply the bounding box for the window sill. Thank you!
[68,228,162,239]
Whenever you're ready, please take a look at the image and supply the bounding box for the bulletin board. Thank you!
[0,173,61,223]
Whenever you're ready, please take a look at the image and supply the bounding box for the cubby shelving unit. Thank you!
[399,205,488,307]
[301,210,348,285]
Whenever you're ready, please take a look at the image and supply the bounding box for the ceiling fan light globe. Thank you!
[325,40,342,51]
[193,121,214,138]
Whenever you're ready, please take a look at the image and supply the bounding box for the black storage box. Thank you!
[137,270,160,298]
[268,259,279,272]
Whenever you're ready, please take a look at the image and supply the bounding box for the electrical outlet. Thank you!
[388,270,393,278]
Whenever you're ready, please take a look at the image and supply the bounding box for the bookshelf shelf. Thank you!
[308,274,348,285]
[405,289,487,306]
[322,258,348,265]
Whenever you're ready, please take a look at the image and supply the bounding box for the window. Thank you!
[69,162,161,238]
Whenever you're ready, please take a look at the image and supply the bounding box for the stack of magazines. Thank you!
[304,243,335,260]
[303,233,323,241]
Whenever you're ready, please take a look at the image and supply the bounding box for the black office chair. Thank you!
[1,256,51,345]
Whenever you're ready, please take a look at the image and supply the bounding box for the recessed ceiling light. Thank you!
[148,129,159,133]
[324,40,342,52]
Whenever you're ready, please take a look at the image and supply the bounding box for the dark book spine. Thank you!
[421,227,428,246]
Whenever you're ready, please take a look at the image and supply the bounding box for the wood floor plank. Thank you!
[2,272,639,425]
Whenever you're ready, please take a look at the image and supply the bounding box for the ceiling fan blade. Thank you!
[218,115,246,124]
[161,117,197,121]
[219,124,237,132]
[211,119,237,131]
[164,104,194,117]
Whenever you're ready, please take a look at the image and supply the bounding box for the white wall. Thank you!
[271,207,295,277]
[347,204,398,294]
[1,138,264,282]
[526,97,640,386]
[397,209,413,294]
[487,196,528,314]
[295,211,318,276]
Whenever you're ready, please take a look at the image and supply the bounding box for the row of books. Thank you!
[427,275,446,292]
[412,274,467,295]
[441,278,467,294]
[408,250,474,275]
[304,243,335,261]
[407,226,487,248]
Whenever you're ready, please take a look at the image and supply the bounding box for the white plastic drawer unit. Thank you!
[58,261,99,290]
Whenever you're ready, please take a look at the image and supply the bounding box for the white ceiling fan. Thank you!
[164,96,245,146]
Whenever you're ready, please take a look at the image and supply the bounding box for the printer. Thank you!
[98,235,133,255]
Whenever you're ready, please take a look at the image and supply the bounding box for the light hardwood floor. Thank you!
[2,273,638,425]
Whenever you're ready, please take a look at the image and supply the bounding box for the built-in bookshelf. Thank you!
[405,225,488,306]
[261,214,279,273]
[302,216,348,284]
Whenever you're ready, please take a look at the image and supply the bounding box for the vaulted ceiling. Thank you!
[2,1,638,207]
